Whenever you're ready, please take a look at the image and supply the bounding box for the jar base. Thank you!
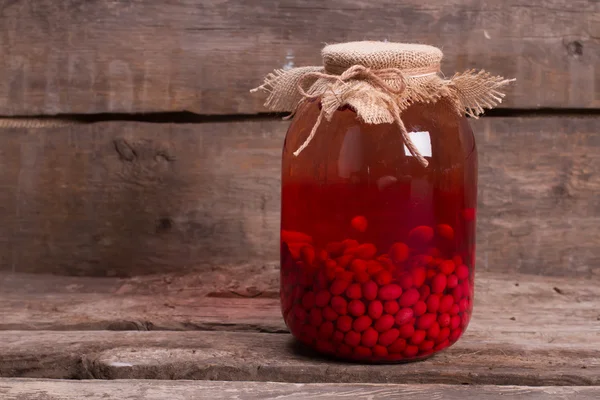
[290,338,437,365]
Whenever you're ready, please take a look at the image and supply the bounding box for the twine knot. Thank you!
[293,64,428,166]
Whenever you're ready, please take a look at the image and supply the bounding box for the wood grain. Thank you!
[0,116,598,276]
[1,271,598,340]
[0,0,598,116]
[0,273,598,385]
[0,328,598,385]
[2,380,600,400]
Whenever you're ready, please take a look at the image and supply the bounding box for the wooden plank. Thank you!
[2,380,600,400]
[1,272,598,339]
[0,1,598,116]
[0,273,598,385]
[0,328,598,385]
[0,116,598,276]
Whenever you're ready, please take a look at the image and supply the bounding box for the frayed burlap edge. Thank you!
[251,64,514,166]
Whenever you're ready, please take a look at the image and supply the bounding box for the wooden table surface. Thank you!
[0,1,599,398]
[1,269,599,399]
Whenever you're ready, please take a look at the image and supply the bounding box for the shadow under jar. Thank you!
[280,98,477,362]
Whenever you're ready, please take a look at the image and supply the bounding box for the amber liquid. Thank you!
[280,99,477,362]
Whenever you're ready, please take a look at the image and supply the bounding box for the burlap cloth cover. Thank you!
[251,41,514,167]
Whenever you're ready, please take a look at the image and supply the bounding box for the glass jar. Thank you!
[280,97,477,362]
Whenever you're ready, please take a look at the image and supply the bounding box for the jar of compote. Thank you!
[253,41,512,362]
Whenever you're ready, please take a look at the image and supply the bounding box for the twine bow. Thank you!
[292,65,429,166]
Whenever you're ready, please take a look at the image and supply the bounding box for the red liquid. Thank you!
[281,99,477,362]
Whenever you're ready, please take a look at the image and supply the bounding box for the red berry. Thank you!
[447,274,459,289]
[398,273,413,290]
[438,327,450,342]
[351,215,368,232]
[355,271,371,283]
[384,300,400,315]
[427,322,440,340]
[408,226,434,246]
[348,299,366,316]
[456,264,469,280]
[395,307,414,326]
[362,281,378,300]
[336,315,353,332]
[368,300,384,320]
[398,323,415,339]
[419,285,431,300]
[450,304,460,315]
[346,283,362,299]
[366,260,383,275]
[361,328,379,347]
[373,345,388,357]
[453,255,463,266]
[417,313,437,330]
[413,300,427,316]
[426,294,441,313]
[336,255,354,269]
[350,259,367,273]
[388,338,407,353]
[431,273,447,293]
[450,315,461,330]
[377,256,395,271]
[450,328,462,342]
[374,314,395,332]
[318,321,334,339]
[435,339,450,351]
[459,298,469,313]
[436,224,454,240]
[412,267,426,287]
[378,328,400,346]
[309,308,323,326]
[439,260,456,275]
[410,329,426,345]
[439,295,454,313]
[389,242,409,263]
[315,290,331,308]
[438,313,451,328]
[330,296,348,315]
[344,330,361,347]
[404,345,419,357]
[330,279,350,296]
[355,243,377,260]
[300,245,316,266]
[399,288,420,307]
[322,306,338,321]
[378,284,402,301]
[420,340,435,351]
[354,346,372,358]
[375,270,393,285]
[352,315,373,332]
[294,306,307,322]
[281,230,313,244]
[302,292,316,309]
[452,285,464,302]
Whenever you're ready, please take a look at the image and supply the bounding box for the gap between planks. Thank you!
[1,379,600,400]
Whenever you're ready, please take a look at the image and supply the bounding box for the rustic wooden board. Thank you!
[0,273,599,385]
[0,116,598,276]
[2,380,600,400]
[1,271,598,339]
[0,0,598,116]
[0,329,598,385]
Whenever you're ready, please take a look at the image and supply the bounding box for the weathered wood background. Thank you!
[0,0,598,277]
[0,1,599,398]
